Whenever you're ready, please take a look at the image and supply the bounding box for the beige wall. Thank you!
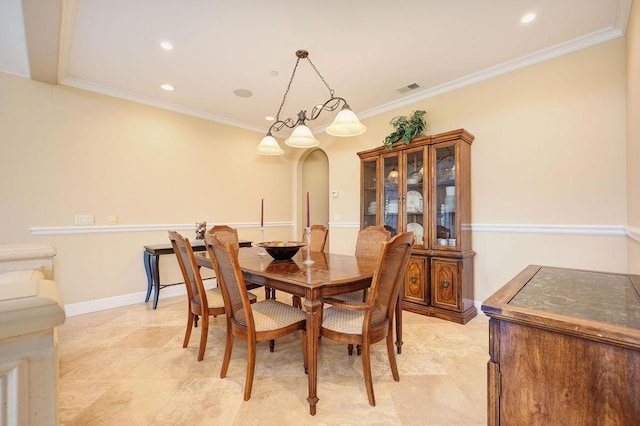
[300,148,330,241]
[0,35,632,309]
[627,0,640,273]
[1,73,298,304]
[322,38,628,301]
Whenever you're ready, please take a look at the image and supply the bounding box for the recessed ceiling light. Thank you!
[270,71,279,77]
[521,12,536,24]
[266,116,275,121]
[160,41,173,50]
[233,89,253,98]
[160,84,175,91]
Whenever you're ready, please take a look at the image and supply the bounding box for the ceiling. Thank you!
[1,0,632,135]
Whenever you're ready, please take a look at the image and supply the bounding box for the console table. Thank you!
[143,239,252,309]
[482,265,640,425]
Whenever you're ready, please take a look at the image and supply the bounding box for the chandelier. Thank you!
[257,50,367,156]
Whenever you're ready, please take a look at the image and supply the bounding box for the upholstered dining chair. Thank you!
[286,224,330,308]
[354,225,392,258]
[207,224,278,351]
[338,225,391,305]
[207,225,240,250]
[320,232,414,406]
[303,224,329,252]
[328,225,392,355]
[168,230,257,362]
[204,233,308,401]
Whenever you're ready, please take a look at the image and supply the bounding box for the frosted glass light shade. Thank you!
[284,125,319,148]
[256,135,284,155]
[325,108,367,137]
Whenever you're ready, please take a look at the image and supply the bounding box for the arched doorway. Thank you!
[300,149,329,249]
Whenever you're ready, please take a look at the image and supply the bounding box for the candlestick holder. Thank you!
[258,227,267,257]
[303,227,314,265]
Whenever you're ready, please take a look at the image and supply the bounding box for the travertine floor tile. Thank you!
[57,295,489,424]
[151,378,243,425]
[112,326,184,348]
[63,378,184,425]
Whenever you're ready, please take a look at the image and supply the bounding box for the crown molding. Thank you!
[356,26,624,121]
[55,21,625,135]
[59,76,265,133]
[614,0,633,32]
[627,225,640,242]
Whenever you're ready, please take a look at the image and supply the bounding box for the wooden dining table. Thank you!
[195,246,403,415]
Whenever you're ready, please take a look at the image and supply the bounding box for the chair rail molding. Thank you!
[470,223,627,236]
[30,222,294,235]
[31,222,630,238]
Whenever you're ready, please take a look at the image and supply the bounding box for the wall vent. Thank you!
[397,82,420,94]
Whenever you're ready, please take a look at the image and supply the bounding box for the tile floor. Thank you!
[57,294,489,425]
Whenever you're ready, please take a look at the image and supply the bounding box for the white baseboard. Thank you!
[64,279,217,317]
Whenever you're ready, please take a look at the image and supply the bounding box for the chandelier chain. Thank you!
[305,57,335,98]
[275,57,302,121]
[275,54,336,122]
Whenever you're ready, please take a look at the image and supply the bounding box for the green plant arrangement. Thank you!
[383,110,427,149]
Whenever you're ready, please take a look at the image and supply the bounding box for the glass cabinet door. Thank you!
[383,155,400,236]
[433,143,457,248]
[404,149,425,247]
[362,159,378,228]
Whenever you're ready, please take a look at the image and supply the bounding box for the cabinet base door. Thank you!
[404,256,428,305]
[431,258,460,311]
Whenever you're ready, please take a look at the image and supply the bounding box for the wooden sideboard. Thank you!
[482,265,640,425]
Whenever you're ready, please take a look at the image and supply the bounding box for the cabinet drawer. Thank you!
[404,256,428,305]
[431,258,461,311]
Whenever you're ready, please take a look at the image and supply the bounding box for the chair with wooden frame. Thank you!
[325,225,391,305]
[207,225,240,250]
[286,224,330,308]
[168,230,257,361]
[328,225,392,354]
[208,224,278,351]
[320,232,414,406]
[204,233,308,401]
[303,224,329,252]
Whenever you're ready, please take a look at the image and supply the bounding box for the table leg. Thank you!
[144,252,153,303]
[395,293,403,354]
[151,254,161,310]
[303,297,322,416]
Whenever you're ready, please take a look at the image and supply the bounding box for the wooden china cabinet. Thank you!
[358,128,476,324]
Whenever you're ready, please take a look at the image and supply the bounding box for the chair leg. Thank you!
[183,308,194,348]
[244,339,257,401]
[361,342,376,406]
[220,327,234,379]
[356,344,362,356]
[197,315,209,361]
[292,295,302,309]
[348,344,354,355]
[386,330,400,381]
[302,330,308,374]
[269,339,275,352]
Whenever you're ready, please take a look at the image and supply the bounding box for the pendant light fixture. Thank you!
[257,50,366,155]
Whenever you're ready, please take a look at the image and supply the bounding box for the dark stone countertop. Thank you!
[508,267,640,329]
